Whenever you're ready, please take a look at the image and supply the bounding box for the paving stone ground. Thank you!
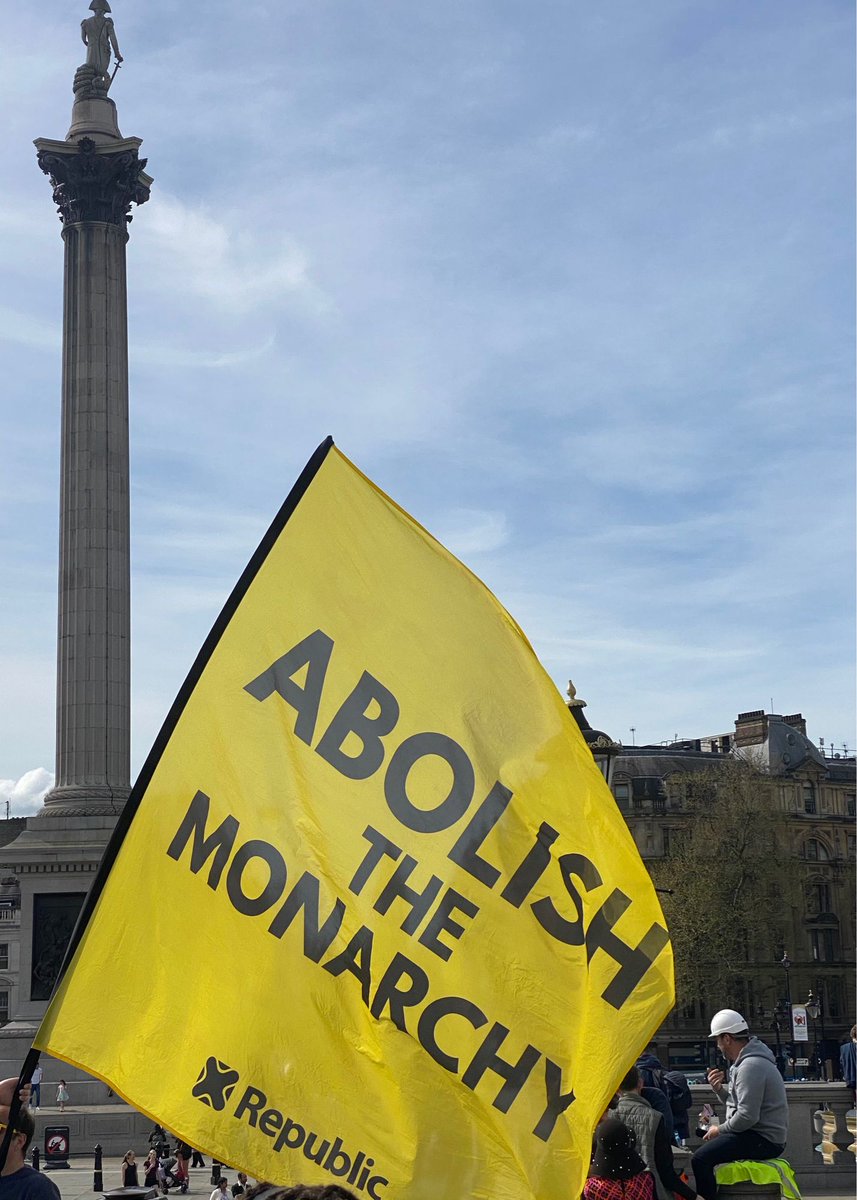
[28,1156,855,1200]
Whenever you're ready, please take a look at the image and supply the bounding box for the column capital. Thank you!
[35,135,152,227]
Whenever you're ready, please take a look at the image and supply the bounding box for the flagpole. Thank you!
[0,1048,41,1175]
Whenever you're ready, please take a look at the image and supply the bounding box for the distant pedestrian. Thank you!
[157,1152,176,1195]
[231,1174,249,1196]
[190,1149,206,1169]
[121,1151,139,1187]
[149,1125,169,1158]
[175,1142,191,1191]
[840,1025,856,1101]
[210,1179,230,1200]
[144,1150,159,1190]
[30,1065,42,1110]
[55,1080,69,1111]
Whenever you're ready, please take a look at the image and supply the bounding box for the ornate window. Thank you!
[802,782,816,814]
[810,928,838,962]
[806,882,832,915]
[803,838,829,862]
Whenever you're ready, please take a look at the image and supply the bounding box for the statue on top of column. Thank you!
[79,0,123,92]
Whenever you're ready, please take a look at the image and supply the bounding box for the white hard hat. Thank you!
[709,1008,749,1037]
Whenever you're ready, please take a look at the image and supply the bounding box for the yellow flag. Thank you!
[36,439,673,1200]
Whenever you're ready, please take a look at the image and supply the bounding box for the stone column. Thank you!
[35,135,152,814]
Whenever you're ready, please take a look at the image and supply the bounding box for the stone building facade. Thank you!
[608,709,855,1073]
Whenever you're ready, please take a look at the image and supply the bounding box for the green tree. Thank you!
[651,756,798,1014]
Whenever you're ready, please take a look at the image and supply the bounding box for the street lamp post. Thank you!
[758,1002,786,1079]
[772,1002,788,1077]
[806,988,825,1081]
[780,951,794,1079]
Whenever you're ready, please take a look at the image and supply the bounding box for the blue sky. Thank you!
[1,1,854,812]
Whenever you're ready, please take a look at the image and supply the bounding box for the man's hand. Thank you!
[707,1068,725,1091]
[702,1124,721,1142]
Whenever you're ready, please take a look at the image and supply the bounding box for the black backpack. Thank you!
[663,1070,693,1117]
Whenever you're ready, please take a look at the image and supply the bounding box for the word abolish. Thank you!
[244,628,668,1009]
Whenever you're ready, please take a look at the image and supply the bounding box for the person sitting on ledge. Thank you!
[691,1009,788,1200]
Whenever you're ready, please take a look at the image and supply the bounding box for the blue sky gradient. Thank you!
[1,1,854,809]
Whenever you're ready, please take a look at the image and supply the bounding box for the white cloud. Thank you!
[133,192,330,316]
[0,769,54,817]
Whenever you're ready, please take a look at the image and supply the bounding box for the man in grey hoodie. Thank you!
[691,1009,788,1200]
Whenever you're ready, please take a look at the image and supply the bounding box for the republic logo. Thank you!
[188,1061,389,1197]
[192,1057,241,1111]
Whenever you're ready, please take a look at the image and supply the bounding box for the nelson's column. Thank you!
[0,1,151,1080]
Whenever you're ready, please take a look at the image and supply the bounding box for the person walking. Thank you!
[190,1150,206,1169]
[691,1009,788,1200]
[30,1066,42,1111]
[174,1143,191,1193]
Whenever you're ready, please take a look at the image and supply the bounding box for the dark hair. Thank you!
[13,1107,35,1152]
[590,1118,648,1182]
[620,1064,640,1091]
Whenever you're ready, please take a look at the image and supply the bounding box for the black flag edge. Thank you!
[0,437,334,1170]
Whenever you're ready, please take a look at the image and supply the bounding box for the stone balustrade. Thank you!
[690,1082,855,1192]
